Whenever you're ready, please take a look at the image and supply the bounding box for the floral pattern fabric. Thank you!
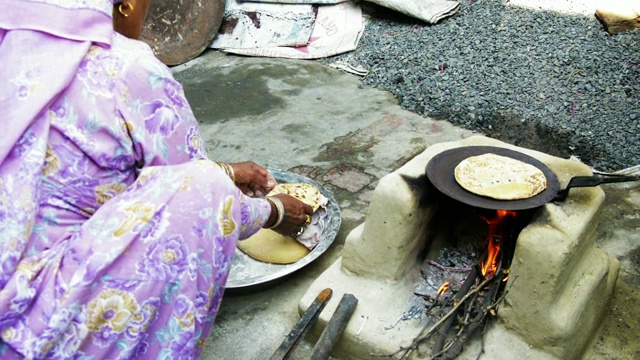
[0,33,271,359]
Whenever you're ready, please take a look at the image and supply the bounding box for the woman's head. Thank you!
[113,0,151,39]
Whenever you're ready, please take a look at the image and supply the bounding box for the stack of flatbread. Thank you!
[454,153,547,200]
[237,183,328,264]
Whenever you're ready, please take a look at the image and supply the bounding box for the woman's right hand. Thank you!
[265,194,313,237]
[229,161,277,197]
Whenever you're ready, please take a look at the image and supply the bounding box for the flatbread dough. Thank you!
[237,229,309,264]
[454,153,547,200]
[237,183,325,264]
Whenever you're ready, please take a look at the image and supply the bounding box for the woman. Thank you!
[0,0,313,358]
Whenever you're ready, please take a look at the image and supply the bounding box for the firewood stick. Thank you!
[392,273,496,360]
[429,321,467,360]
[434,266,480,353]
[457,274,521,360]
[444,271,513,359]
[310,293,359,360]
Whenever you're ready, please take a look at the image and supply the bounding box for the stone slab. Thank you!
[595,0,640,35]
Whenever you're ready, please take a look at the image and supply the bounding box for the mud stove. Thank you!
[300,136,619,360]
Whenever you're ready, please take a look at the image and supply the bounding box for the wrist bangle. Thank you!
[216,162,236,184]
[227,163,236,183]
[264,197,285,229]
[216,161,226,174]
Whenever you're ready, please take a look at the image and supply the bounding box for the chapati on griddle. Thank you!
[454,153,547,200]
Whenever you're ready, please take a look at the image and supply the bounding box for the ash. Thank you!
[386,246,478,330]
[414,247,477,307]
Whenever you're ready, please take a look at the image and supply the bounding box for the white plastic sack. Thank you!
[210,0,316,49]
[220,1,364,60]
[242,0,345,4]
[366,0,459,24]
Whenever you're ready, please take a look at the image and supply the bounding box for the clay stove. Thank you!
[300,136,620,360]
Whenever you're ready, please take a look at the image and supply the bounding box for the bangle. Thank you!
[264,197,285,229]
[216,162,236,184]
[227,163,236,183]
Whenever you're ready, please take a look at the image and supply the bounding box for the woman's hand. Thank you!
[266,194,314,237]
[229,161,277,197]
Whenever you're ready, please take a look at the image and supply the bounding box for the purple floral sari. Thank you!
[0,1,271,358]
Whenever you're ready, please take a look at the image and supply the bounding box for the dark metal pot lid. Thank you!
[140,0,225,66]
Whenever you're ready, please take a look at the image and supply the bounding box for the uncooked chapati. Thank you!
[237,229,310,264]
[454,153,547,200]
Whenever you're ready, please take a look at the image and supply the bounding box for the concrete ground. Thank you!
[171,50,640,360]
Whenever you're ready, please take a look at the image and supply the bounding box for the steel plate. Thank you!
[226,169,341,293]
[140,0,225,66]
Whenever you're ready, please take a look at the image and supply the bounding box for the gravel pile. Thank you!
[325,0,640,171]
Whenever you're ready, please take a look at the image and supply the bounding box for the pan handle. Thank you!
[554,174,639,201]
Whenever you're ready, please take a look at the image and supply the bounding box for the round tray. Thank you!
[140,0,225,66]
[226,169,341,294]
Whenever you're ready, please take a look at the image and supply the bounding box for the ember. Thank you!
[436,281,450,297]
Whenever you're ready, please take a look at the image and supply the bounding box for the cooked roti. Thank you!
[237,229,310,264]
[454,153,547,200]
[266,183,326,211]
[237,183,324,264]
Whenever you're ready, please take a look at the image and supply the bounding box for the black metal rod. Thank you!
[309,293,359,360]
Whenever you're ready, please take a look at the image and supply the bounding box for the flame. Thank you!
[482,236,500,277]
[480,210,517,278]
[437,281,450,296]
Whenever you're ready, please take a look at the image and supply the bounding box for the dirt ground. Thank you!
[585,280,640,360]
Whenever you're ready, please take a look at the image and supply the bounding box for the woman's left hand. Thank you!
[229,161,277,197]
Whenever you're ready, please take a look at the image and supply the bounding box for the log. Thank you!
[310,294,359,360]
[271,288,333,360]
[595,1,640,35]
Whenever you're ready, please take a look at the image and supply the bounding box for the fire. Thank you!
[480,210,517,278]
[437,281,450,296]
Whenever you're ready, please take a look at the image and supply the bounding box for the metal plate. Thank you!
[226,169,341,293]
[426,146,560,211]
[140,0,225,66]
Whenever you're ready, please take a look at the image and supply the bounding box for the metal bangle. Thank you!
[216,162,236,183]
[227,163,236,184]
[264,197,285,229]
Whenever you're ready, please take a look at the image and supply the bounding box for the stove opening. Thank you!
[401,198,536,359]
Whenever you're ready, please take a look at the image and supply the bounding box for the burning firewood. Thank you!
[375,208,527,360]
[382,271,516,360]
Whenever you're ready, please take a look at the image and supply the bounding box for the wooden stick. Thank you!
[310,293,359,360]
[395,274,497,359]
[434,266,480,353]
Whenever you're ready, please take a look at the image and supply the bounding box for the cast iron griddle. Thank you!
[426,146,560,211]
